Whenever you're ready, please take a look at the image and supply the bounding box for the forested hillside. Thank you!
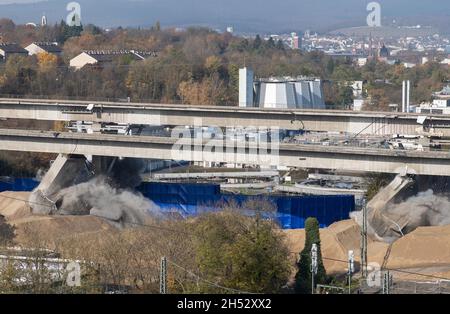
[0,19,449,109]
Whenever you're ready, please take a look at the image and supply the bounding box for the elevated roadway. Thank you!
[0,128,449,176]
[2,98,450,135]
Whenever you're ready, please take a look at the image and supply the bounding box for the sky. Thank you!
[0,0,44,4]
[0,0,449,33]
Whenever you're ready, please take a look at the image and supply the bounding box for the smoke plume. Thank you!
[54,176,159,228]
[384,190,450,232]
[353,189,450,243]
[30,157,159,228]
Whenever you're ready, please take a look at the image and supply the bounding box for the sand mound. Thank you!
[386,225,450,270]
[0,192,32,221]
[286,220,358,275]
[285,219,450,281]
[328,220,362,252]
[12,215,117,246]
[0,191,118,247]
[284,220,390,275]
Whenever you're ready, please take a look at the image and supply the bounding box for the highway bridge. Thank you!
[2,98,450,135]
[0,128,449,176]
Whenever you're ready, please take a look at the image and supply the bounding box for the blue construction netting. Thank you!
[0,178,40,192]
[138,182,354,229]
[1,179,354,229]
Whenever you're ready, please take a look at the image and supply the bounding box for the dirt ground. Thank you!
[2,191,450,282]
[284,219,450,282]
[0,191,117,247]
[284,220,389,276]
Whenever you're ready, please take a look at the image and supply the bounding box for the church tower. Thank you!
[41,14,47,27]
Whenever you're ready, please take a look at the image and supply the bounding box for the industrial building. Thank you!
[416,85,450,114]
[239,67,326,109]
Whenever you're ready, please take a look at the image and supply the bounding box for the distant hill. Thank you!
[0,0,449,34]
[330,26,440,38]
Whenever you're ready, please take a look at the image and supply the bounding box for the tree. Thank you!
[191,205,290,294]
[227,63,240,100]
[294,217,327,294]
[326,58,335,75]
[276,39,285,50]
[253,35,262,50]
[126,48,191,102]
[205,55,222,74]
[177,74,229,106]
[337,85,354,109]
[0,55,37,95]
[37,52,58,71]
[84,24,103,35]
[0,215,15,246]
[55,20,83,43]
[226,220,290,293]
[0,18,15,33]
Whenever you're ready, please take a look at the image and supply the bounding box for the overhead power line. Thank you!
[0,193,54,208]
[166,258,255,294]
[0,193,198,237]
[320,256,450,282]
[2,193,450,283]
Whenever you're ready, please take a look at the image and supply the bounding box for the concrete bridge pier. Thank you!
[91,156,119,175]
[366,173,415,241]
[28,154,93,214]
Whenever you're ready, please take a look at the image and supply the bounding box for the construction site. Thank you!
[0,60,450,293]
[2,167,450,294]
[1,95,450,294]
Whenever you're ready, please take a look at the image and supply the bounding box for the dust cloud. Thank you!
[353,189,450,243]
[54,176,159,228]
[384,190,450,233]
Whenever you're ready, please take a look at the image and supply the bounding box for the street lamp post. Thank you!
[348,250,355,294]
[311,244,318,294]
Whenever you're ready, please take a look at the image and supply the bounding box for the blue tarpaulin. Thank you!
[138,182,354,229]
[0,178,39,192]
[1,179,354,229]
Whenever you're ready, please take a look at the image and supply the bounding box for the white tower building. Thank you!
[239,67,254,107]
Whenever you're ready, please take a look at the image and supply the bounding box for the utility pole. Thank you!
[361,198,368,278]
[311,244,318,294]
[160,257,167,294]
[382,271,393,294]
[348,250,355,294]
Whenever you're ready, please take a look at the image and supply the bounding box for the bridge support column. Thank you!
[365,173,414,241]
[28,154,92,214]
[92,156,118,175]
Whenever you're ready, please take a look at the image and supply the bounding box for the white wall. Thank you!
[69,53,98,70]
[239,68,254,107]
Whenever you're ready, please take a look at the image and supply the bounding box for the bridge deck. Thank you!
[0,129,449,176]
[2,98,450,135]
